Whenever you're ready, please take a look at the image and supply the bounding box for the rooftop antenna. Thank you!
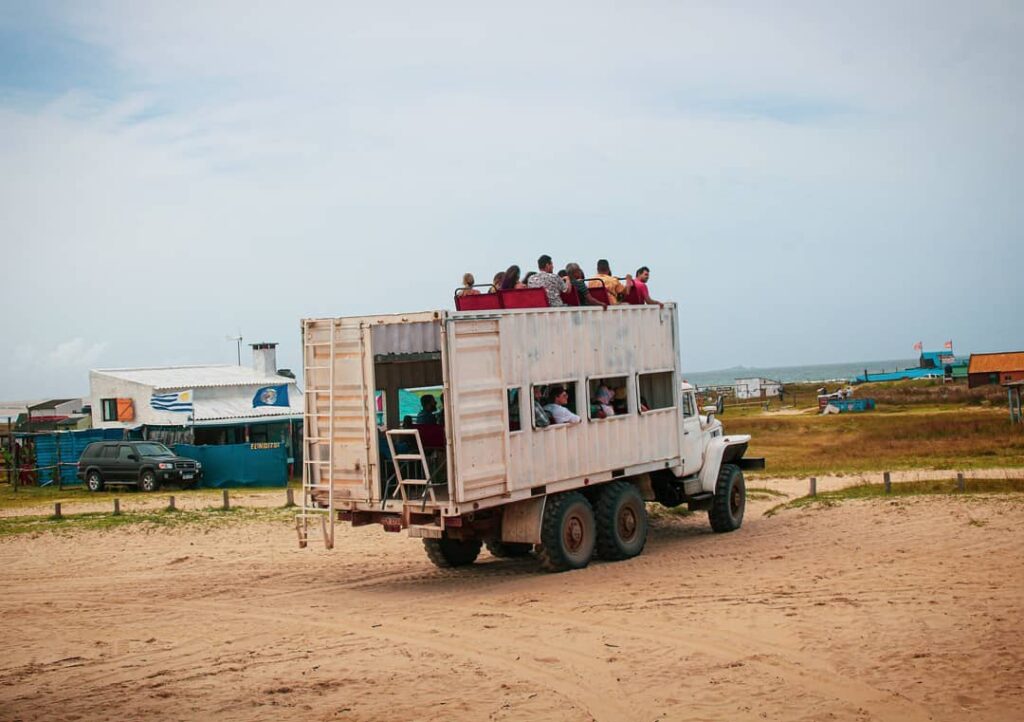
[226,334,243,365]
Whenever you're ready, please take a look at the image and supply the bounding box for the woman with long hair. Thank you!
[500,264,525,290]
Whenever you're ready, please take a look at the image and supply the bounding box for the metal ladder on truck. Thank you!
[384,429,442,508]
[296,322,336,549]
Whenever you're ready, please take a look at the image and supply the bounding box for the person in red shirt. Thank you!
[633,266,663,307]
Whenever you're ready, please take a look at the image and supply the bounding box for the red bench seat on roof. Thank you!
[560,283,581,306]
[624,285,643,305]
[455,292,502,311]
[587,283,611,305]
[498,288,549,309]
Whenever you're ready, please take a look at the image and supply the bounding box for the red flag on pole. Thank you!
[944,340,953,350]
[913,341,923,352]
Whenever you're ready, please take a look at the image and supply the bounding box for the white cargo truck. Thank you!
[297,302,763,572]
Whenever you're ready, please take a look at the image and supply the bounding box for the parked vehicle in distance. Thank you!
[77,441,202,492]
[297,301,765,572]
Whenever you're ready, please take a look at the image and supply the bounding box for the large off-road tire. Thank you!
[423,538,483,568]
[139,470,160,493]
[708,463,745,533]
[86,470,104,492]
[537,491,596,572]
[595,481,648,561]
[485,540,533,558]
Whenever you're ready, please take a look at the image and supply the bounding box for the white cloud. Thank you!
[46,338,107,368]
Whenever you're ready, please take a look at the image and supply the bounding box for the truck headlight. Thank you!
[158,462,173,470]
[195,462,202,470]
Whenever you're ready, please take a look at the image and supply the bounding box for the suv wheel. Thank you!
[140,470,160,493]
[86,470,104,492]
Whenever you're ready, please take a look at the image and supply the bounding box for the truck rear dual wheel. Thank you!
[424,537,483,568]
[709,463,746,533]
[538,492,596,572]
[595,481,648,561]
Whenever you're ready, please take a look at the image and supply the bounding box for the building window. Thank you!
[101,398,117,422]
[588,376,628,419]
[507,388,521,432]
[637,371,675,412]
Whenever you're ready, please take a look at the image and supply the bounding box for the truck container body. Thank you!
[299,301,760,571]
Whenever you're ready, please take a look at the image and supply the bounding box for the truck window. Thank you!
[507,387,521,432]
[682,392,696,418]
[534,381,580,427]
[637,371,675,412]
[588,376,628,419]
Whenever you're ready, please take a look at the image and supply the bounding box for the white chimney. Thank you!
[251,342,278,376]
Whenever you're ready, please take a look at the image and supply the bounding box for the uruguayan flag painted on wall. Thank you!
[150,389,194,413]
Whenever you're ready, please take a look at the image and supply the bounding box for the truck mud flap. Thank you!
[738,457,766,471]
[686,491,714,511]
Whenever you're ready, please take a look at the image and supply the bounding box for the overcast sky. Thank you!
[1,1,1022,400]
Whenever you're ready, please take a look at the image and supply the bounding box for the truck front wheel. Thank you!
[595,481,648,560]
[538,491,596,572]
[709,463,745,533]
[423,537,482,568]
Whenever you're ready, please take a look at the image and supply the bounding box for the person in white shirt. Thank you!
[543,385,581,424]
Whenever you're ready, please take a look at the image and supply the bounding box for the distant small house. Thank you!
[734,377,783,400]
[967,352,1024,389]
[0,399,86,432]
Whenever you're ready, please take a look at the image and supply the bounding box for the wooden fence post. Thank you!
[168,495,176,511]
[222,489,230,510]
[54,433,63,491]
[809,477,817,497]
[957,472,965,492]
[884,471,891,494]
[54,502,62,519]
[285,488,295,507]
[113,498,121,516]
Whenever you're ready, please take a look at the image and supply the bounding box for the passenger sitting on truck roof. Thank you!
[489,271,505,293]
[565,263,606,307]
[415,395,438,424]
[526,254,566,307]
[633,266,663,307]
[533,386,551,428]
[457,273,479,296]
[589,259,633,304]
[501,264,526,290]
[544,386,581,425]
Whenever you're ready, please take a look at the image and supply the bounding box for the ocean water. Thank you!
[683,359,919,387]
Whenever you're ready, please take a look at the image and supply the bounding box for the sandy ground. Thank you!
[1,492,1022,721]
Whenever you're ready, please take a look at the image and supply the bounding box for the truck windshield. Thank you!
[136,443,173,456]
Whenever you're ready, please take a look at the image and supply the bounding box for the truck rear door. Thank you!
[445,317,510,504]
[303,318,377,503]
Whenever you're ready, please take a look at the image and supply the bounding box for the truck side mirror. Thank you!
[702,405,717,421]
[129,453,139,461]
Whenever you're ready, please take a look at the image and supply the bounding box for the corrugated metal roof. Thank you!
[93,365,295,389]
[193,386,303,422]
[968,352,1024,374]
